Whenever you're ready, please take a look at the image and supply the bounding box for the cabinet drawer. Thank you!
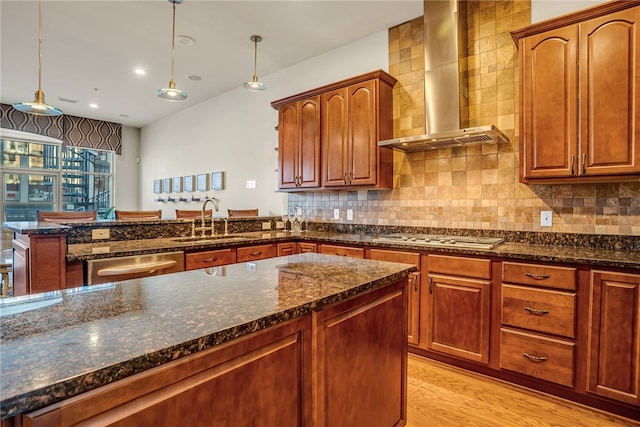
[319,244,364,258]
[367,249,420,267]
[277,242,297,256]
[500,328,574,387]
[503,262,576,290]
[298,243,317,253]
[502,284,576,338]
[236,244,276,262]
[185,249,235,270]
[428,254,491,279]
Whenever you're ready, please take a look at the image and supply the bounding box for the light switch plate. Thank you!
[333,209,340,220]
[541,211,552,227]
[262,222,271,230]
[246,180,256,189]
[347,209,353,221]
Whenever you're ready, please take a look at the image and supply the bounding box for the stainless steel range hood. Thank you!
[379,0,509,152]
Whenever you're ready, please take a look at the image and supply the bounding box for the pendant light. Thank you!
[243,35,267,91]
[157,0,187,101]
[12,0,62,116]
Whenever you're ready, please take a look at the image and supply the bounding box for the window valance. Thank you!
[0,103,122,154]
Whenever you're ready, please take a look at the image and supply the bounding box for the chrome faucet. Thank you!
[200,197,220,237]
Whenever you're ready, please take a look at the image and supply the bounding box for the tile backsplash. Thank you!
[289,0,639,237]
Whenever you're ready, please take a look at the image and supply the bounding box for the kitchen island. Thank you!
[0,253,416,426]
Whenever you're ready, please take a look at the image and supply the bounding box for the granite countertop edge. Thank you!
[64,231,640,270]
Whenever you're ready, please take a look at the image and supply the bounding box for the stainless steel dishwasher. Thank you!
[86,251,184,285]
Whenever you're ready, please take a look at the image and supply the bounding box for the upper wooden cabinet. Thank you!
[276,96,321,189]
[513,2,640,183]
[322,78,394,188]
[272,70,396,191]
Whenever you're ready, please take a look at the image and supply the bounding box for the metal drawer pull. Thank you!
[522,353,547,363]
[336,253,347,256]
[524,306,549,315]
[524,272,550,280]
[202,257,218,263]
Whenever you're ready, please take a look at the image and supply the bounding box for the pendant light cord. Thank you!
[170,0,176,84]
[37,0,43,92]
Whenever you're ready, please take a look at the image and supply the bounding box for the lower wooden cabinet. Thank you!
[185,248,235,270]
[366,248,421,346]
[277,242,297,256]
[298,242,317,253]
[588,270,640,406]
[426,255,492,364]
[500,328,575,387]
[236,244,276,262]
[318,244,364,258]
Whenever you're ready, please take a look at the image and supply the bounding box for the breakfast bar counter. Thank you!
[0,253,416,425]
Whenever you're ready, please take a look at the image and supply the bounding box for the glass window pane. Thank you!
[1,139,59,170]
[3,172,57,221]
[62,173,111,213]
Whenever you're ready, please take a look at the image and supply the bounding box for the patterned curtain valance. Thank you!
[0,103,122,154]
[63,115,122,154]
[0,103,64,140]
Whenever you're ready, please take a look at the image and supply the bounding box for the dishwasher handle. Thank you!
[96,260,178,277]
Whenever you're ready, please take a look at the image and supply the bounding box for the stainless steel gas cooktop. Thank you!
[372,233,504,250]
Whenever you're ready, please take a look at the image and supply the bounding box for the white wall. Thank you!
[139,30,390,219]
[113,125,140,211]
[531,0,605,22]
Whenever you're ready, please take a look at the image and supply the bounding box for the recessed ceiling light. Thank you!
[134,68,146,75]
[89,103,99,109]
[187,75,202,81]
[58,97,78,103]
[119,114,130,118]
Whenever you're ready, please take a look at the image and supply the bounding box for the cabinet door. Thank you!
[367,249,421,346]
[588,270,640,406]
[277,242,297,256]
[278,97,320,190]
[322,88,349,187]
[579,7,640,176]
[278,103,299,189]
[347,80,378,186]
[427,274,491,364]
[297,242,317,253]
[298,97,321,188]
[520,25,578,180]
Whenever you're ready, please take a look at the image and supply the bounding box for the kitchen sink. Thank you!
[171,235,256,244]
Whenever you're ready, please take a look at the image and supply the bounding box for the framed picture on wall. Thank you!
[153,179,162,194]
[172,176,182,192]
[196,173,208,191]
[211,171,225,191]
[162,178,172,193]
[184,175,195,192]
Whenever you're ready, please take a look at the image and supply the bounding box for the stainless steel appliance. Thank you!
[86,251,184,285]
[373,234,504,250]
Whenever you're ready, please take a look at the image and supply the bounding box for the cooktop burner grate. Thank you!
[373,234,504,250]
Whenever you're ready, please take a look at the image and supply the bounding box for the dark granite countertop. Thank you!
[0,253,416,420]
[64,230,640,270]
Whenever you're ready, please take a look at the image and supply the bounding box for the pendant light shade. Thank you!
[157,0,187,101]
[243,35,266,91]
[12,0,62,116]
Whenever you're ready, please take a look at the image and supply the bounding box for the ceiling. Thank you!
[1,1,422,128]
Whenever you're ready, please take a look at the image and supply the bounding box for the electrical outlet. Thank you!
[541,210,553,227]
[333,209,340,220]
[275,221,285,229]
[347,209,353,221]
[246,262,257,271]
[262,222,271,230]
[246,180,256,189]
[92,229,110,239]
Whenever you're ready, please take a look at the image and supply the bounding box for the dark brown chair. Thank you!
[115,210,162,220]
[38,211,97,223]
[175,209,212,219]
[227,209,258,218]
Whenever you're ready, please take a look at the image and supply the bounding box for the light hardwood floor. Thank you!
[407,354,640,427]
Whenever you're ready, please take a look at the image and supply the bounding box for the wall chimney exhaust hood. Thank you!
[379,0,509,152]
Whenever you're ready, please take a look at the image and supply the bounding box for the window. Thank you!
[1,138,114,221]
